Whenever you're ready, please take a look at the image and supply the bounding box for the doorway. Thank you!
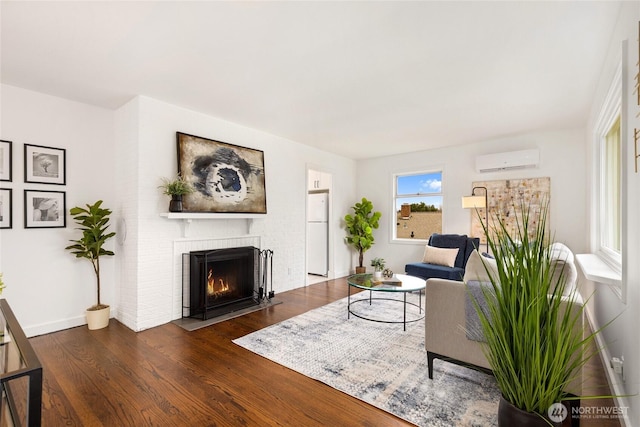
[306,168,333,285]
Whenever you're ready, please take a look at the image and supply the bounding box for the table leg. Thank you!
[347,285,351,319]
[403,292,407,331]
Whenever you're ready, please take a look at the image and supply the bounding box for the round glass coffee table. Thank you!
[347,273,426,331]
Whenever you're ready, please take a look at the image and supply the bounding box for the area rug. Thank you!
[233,292,500,427]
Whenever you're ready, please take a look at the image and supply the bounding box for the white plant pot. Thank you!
[86,305,110,330]
[373,271,383,279]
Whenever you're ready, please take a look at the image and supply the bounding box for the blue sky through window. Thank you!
[397,172,441,194]
[396,172,442,210]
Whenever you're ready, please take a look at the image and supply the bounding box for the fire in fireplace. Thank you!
[207,268,230,296]
[184,246,260,320]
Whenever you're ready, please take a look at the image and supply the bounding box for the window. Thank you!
[394,171,442,240]
[594,62,622,274]
[601,115,621,255]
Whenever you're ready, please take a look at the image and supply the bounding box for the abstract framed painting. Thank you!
[24,190,66,229]
[24,143,66,185]
[470,177,550,245]
[0,140,12,182]
[177,132,267,214]
[0,189,12,229]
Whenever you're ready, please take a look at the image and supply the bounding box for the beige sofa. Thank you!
[424,244,584,396]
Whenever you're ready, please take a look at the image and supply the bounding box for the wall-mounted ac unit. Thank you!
[476,149,540,173]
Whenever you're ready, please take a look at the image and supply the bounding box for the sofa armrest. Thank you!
[425,278,584,395]
[425,278,491,370]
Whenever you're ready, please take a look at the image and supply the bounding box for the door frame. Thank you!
[306,166,334,284]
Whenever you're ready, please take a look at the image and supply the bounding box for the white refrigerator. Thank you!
[307,192,329,276]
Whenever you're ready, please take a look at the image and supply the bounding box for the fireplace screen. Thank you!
[184,246,260,320]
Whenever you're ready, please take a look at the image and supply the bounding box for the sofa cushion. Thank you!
[463,250,499,283]
[428,233,469,268]
[423,245,459,267]
[462,243,577,295]
[405,262,465,281]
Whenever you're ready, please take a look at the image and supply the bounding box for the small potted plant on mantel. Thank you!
[159,174,193,212]
[65,200,116,330]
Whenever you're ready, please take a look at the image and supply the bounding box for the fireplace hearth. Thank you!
[183,246,265,320]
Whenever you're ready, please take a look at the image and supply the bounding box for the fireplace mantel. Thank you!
[160,212,266,220]
[160,213,265,237]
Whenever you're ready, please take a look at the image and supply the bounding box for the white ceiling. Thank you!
[0,1,622,159]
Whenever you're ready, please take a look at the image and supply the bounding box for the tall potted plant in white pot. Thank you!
[65,200,116,330]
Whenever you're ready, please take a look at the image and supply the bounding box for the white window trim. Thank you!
[588,58,624,300]
[598,113,621,267]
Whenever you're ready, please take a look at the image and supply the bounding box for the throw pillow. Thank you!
[463,250,499,283]
[423,245,459,268]
[549,242,577,296]
[429,233,468,268]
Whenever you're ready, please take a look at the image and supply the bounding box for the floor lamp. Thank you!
[461,186,488,253]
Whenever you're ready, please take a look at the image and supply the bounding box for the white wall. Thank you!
[114,96,357,331]
[0,88,357,335]
[0,84,116,336]
[356,129,588,276]
[584,2,640,425]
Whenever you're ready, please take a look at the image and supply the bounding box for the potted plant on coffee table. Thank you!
[65,200,116,330]
[371,257,385,279]
[159,174,193,212]
[471,202,607,426]
[344,197,381,273]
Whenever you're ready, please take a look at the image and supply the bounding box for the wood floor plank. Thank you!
[27,278,619,426]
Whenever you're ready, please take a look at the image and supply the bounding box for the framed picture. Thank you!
[24,144,66,185]
[0,189,12,229]
[177,132,267,213]
[24,190,66,229]
[471,177,551,245]
[0,140,12,182]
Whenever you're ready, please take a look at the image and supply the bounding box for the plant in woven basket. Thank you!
[344,197,381,270]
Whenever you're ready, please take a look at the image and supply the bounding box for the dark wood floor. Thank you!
[29,278,620,426]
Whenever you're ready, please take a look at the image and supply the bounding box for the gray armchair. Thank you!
[425,245,584,397]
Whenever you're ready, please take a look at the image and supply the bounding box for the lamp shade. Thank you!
[461,195,486,209]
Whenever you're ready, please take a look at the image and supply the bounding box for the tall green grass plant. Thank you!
[472,201,600,417]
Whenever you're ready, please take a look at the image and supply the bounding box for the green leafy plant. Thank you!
[370,257,385,271]
[344,197,381,269]
[471,201,605,420]
[65,200,116,310]
[159,175,193,196]
[0,272,5,295]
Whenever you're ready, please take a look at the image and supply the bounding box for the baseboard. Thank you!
[24,315,87,338]
[583,305,630,427]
